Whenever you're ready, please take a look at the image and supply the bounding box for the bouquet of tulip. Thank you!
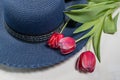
[47,0,120,73]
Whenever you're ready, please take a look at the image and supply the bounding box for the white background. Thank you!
[0,8,120,80]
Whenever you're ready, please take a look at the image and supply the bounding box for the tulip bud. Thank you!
[47,32,64,48]
[58,37,76,54]
[76,51,96,73]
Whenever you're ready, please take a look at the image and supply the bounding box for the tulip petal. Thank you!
[47,32,64,48]
[59,37,76,54]
[76,51,96,73]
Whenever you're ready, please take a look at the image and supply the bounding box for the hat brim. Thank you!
[0,1,88,68]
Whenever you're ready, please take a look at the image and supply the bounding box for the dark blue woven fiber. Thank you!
[3,0,65,35]
[0,0,88,68]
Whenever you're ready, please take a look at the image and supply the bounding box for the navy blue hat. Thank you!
[0,0,87,68]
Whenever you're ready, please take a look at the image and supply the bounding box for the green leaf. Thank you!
[75,24,97,42]
[92,17,104,62]
[113,13,119,27]
[103,14,117,34]
[73,20,96,33]
[70,2,95,9]
[88,1,115,5]
[67,4,87,9]
[88,0,116,3]
[65,3,117,23]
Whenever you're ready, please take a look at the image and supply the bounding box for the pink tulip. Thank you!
[76,51,96,73]
[47,32,64,48]
[58,37,76,54]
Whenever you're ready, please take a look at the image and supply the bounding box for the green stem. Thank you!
[60,19,70,33]
[75,36,92,50]
[75,38,82,43]
[86,37,92,51]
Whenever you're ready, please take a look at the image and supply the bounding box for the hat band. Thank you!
[5,22,64,43]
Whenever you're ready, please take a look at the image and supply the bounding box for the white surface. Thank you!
[0,9,120,80]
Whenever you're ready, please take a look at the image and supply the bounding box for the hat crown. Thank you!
[3,0,65,35]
